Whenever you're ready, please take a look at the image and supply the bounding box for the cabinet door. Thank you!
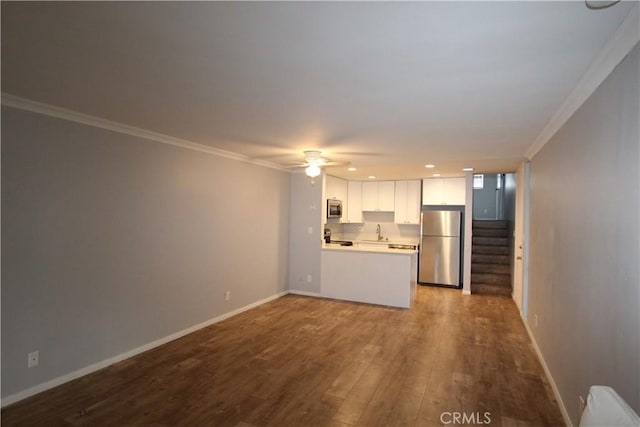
[443,178,466,205]
[336,178,348,204]
[377,181,395,211]
[325,175,347,201]
[422,179,444,205]
[394,181,408,223]
[325,175,337,200]
[346,181,363,223]
[361,181,379,211]
[405,180,422,224]
[396,180,421,224]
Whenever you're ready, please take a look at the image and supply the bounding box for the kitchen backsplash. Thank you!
[325,212,420,244]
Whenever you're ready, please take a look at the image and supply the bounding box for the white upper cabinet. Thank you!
[421,179,444,205]
[422,177,466,205]
[395,180,421,224]
[362,181,395,212]
[325,175,348,222]
[325,175,348,202]
[346,181,363,223]
[361,182,378,211]
[377,181,396,211]
[442,178,466,205]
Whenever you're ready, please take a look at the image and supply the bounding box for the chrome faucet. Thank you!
[376,224,383,241]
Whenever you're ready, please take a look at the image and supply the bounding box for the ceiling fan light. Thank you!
[305,164,321,178]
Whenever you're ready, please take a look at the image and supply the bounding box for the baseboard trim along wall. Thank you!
[523,320,573,427]
[287,289,322,298]
[1,291,288,408]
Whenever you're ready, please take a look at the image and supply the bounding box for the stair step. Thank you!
[473,228,509,237]
[472,283,512,296]
[472,273,511,285]
[472,245,510,255]
[472,254,511,264]
[473,236,509,246]
[472,263,511,274]
[472,220,508,229]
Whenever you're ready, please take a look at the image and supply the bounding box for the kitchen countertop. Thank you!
[321,241,418,255]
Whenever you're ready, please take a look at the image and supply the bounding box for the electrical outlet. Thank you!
[307,226,313,234]
[534,314,538,328]
[306,274,312,283]
[28,350,39,368]
[224,290,231,301]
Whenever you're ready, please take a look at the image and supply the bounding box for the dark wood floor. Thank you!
[2,286,564,426]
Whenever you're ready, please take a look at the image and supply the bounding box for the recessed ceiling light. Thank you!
[433,173,441,177]
[425,164,435,168]
[462,167,474,172]
[368,175,376,179]
[348,167,357,171]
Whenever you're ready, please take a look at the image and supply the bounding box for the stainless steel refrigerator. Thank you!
[419,211,461,287]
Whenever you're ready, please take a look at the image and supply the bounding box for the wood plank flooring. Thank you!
[2,286,565,426]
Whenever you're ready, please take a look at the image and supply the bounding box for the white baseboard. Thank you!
[1,291,288,408]
[287,289,322,298]
[523,320,573,427]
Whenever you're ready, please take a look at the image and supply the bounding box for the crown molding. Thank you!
[0,93,286,172]
[526,4,640,160]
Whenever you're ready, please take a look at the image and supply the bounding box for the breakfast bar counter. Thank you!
[321,242,418,308]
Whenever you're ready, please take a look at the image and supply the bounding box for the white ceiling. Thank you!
[1,1,636,180]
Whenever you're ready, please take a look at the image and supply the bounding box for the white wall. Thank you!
[288,172,323,295]
[463,173,473,294]
[472,174,499,219]
[512,163,530,315]
[528,44,639,425]
[1,106,291,399]
[341,215,420,244]
[503,173,516,224]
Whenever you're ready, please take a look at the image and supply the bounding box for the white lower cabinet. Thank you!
[321,248,417,308]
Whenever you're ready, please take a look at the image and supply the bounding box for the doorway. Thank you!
[470,173,516,296]
[472,173,514,220]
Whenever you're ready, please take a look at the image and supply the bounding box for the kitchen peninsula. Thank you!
[321,242,418,308]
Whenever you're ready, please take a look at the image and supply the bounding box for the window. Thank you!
[473,174,484,189]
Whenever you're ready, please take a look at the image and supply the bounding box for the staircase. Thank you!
[471,220,512,296]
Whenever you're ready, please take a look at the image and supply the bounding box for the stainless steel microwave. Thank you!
[327,199,343,218]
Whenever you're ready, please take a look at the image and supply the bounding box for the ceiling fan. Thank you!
[288,150,350,178]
